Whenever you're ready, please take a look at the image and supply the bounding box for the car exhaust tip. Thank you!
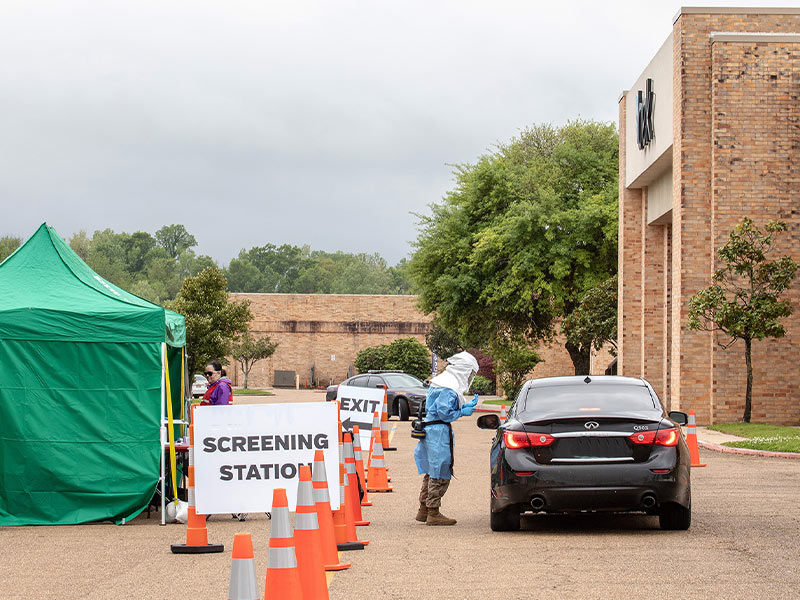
[641,493,657,509]
[531,496,546,510]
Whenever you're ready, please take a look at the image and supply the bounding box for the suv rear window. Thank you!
[520,384,658,417]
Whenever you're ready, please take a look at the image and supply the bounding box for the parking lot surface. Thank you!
[2,389,799,599]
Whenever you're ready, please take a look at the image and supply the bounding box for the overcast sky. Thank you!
[2,0,796,265]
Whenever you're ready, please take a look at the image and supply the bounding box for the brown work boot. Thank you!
[426,507,457,526]
[415,502,428,522]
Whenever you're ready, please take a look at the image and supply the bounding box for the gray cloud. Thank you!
[1,0,795,264]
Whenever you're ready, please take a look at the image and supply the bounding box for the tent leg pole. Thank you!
[160,343,166,526]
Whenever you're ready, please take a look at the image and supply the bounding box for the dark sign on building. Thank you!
[636,78,655,150]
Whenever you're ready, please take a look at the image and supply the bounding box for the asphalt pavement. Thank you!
[2,389,799,599]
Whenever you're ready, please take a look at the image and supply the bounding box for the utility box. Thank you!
[273,370,297,388]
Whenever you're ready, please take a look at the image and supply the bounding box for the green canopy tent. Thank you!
[0,224,186,526]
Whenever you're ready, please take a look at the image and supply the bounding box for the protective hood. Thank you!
[429,351,479,407]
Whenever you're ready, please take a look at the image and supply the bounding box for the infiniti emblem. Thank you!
[584,421,599,430]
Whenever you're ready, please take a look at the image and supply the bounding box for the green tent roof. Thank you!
[0,224,185,346]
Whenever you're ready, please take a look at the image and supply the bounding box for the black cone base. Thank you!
[171,543,224,554]
[337,541,365,551]
[384,447,397,451]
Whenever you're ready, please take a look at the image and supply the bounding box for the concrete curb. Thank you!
[698,440,800,459]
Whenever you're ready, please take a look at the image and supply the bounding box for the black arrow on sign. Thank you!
[342,417,373,432]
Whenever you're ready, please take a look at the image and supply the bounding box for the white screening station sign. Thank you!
[336,384,385,450]
[193,402,339,513]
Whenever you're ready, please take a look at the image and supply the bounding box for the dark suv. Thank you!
[325,370,428,421]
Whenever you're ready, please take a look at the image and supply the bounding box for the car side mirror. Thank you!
[668,411,688,426]
[477,414,500,430]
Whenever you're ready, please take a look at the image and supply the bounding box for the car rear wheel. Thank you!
[490,507,521,532]
[397,398,410,421]
[659,501,691,530]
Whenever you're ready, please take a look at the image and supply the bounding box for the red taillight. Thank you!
[655,428,679,446]
[628,428,679,447]
[503,431,555,449]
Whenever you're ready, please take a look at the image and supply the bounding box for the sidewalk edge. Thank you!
[699,441,800,459]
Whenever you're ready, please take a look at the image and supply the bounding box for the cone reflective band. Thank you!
[171,405,223,554]
[343,433,369,526]
[352,426,372,507]
[687,409,707,468]
[312,450,351,569]
[229,534,260,600]
[365,411,380,478]
[264,488,302,600]
[366,425,392,492]
[380,388,396,451]
[500,404,507,422]
[294,466,329,600]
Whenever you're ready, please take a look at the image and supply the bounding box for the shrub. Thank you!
[469,375,493,395]
[354,337,431,381]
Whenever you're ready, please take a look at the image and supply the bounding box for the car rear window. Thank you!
[382,374,424,388]
[520,384,658,417]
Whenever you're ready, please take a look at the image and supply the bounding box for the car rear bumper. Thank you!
[491,449,690,513]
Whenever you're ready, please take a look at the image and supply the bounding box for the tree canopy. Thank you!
[167,268,253,375]
[409,120,618,374]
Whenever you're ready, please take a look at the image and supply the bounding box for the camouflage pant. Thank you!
[418,474,451,508]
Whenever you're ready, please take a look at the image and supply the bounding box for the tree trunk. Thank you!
[743,337,752,423]
[565,340,590,375]
[243,362,249,390]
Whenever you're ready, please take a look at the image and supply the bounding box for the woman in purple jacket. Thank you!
[201,361,233,405]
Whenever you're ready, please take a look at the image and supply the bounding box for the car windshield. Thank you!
[193,375,206,383]
[520,384,658,417]
[382,374,425,388]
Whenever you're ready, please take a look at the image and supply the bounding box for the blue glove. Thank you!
[461,396,479,417]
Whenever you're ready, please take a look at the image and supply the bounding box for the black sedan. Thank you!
[326,371,427,420]
[478,375,691,531]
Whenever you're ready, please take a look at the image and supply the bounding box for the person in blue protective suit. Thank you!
[414,351,480,526]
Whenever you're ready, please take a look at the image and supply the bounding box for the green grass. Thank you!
[481,398,511,406]
[233,388,274,396]
[708,422,800,453]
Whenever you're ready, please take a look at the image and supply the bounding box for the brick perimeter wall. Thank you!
[225,294,583,389]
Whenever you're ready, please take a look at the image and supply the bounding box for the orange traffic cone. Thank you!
[228,533,260,600]
[264,488,302,600]
[333,462,366,551]
[365,411,380,479]
[366,425,392,493]
[343,432,369,526]
[380,388,396,451]
[171,405,224,554]
[294,466,329,600]
[686,409,707,468]
[311,450,351,570]
[500,404,507,422]
[352,426,372,507]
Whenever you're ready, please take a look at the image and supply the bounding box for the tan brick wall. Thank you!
[621,11,800,424]
[224,293,578,390]
[618,95,644,376]
[225,294,433,388]
[709,37,800,424]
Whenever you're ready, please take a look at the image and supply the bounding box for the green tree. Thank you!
[410,120,618,374]
[167,267,253,375]
[562,275,618,357]
[688,218,798,423]
[155,224,197,259]
[354,338,431,381]
[0,236,21,263]
[425,322,464,359]
[230,332,278,389]
[491,338,541,402]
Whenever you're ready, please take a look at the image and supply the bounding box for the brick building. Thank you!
[619,7,800,424]
[224,293,584,389]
